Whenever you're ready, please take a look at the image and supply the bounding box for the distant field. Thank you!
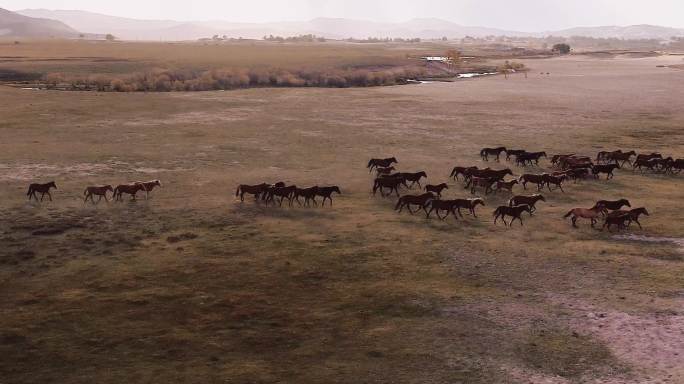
[1,52,683,383]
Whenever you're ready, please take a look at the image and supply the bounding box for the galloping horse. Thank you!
[264,185,297,206]
[372,177,406,197]
[27,181,57,201]
[469,177,497,195]
[607,207,649,229]
[236,183,269,202]
[609,151,636,167]
[137,179,162,199]
[593,199,631,212]
[316,186,341,206]
[294,186,319,206]
[398,172,428,188]
[509,194,545,215]
[542,174,567,192]
[451,198,486,218]
[592,164,620,179]
[425,183,448,197]
[564,204,607,228]
[495,179,518,193]
[113,183,146,201]
[480,147,507,162]
[395,193,435,215]
[368,157,398,172]
[376,166,396,176]
[506,149,526,161]
[450,166,478,181]
[467,168,513,184]
[84,185,113,204]
[425,199,460,220]
[519,174,547,191]
[494,204,533,226]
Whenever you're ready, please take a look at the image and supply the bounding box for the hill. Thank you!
[0,8,78,38]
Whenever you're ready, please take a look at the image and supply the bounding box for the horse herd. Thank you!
[368,147,660,230]
[235,183,341,207]
[26,180,162,203]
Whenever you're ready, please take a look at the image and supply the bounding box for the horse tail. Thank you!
[235,185,241,197]
[367,159,374,168]
[449,168,456,177]
[563,209,574,219]
[492,207,501,216]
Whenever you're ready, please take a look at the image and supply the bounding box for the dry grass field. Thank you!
[1,45,683,383]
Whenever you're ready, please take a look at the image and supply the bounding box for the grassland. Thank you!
[0,43,683,383]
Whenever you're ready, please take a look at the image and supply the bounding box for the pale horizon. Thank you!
[4,0,684,32]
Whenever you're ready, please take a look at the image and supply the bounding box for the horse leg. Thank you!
[40,192,45,202]
[471,207,478,218]
[591,218,596,228]
[572,216,578,228]
[559,184,564,193]
[517,216,523,226]
[635,219,642,230]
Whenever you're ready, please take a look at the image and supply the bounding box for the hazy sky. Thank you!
[6,0,684,31]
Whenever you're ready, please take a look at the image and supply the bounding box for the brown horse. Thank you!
[519,173,547,191]
[450,166,477,181]
[635,153,662,165]
[113,183,146,201]
[84,185,113,204]
[597,150,622,164]
[236,183,270,202]
[294,186,319,206]
[592,164,620,179]
[495,179,518,193]
[368,157,398,172]
[509,194,546,215]
[451,198,486,218]
[506,149,527,161]
[425,199,461,220]
[395,193,435,214]
[542,174,567,192]
[593,199,631,212]
[373,177,406,197]
[469,177,496,195]
[564,204,606,228]
[264,185,297,206]
[398,172,428,188]
[609,151,636,167]
[376,166,396,176]
[607,207,649,229]
[602,213,631,232]
[137,179,162,199]
[493,204,533,226]
[316,186,341,206]
[425,183,448,197]
[480,147,507,162]
[27,181,57,201]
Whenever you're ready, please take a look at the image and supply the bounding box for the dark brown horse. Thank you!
[607,207,649,229]
[495,179,518,193]
[592,164,619,179]
[137,179,162,199]
[368,157,398,172]
[294,186,319,206]
[597,150,622,164]
[480,147,507,162]
[395,193,435,214]
[609,151,636,166]
[398,172,428,188]
[469,176,497,195]
[376,166,396,176]
[450,166,478,181]
[84,185,113,204]
[542,174,567,192]
[264,185,297,206]
[509,194,546,215]
[425,199,461,220]
[593,199,631,212]
[467,168,512,184]
[516,151,547,166]
[113,183,146,201]
[425,183,448,197]
[373,177,406,197]
[519,173,547,191]
[316,186,341,206]
[451,198,486,218]
[493,204,532,226]
[27,181,57,201]
[506,149,526,161]
[634,153,662,165]
[236,183,270,202]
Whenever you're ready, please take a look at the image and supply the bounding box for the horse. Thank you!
[398,172,428,188]
[425,199,461,220]
[137,179,162,199]
[566,167,590,182]
[551,154,576,166]
[468,168,513,184]
[261,182,287,201]
[494,204,532,226]
[480,147,507,162]
[542,174,567,192]
[264,185,297,206]
[376,166,396,176]
[469,177,497,195]
[666,159,684,174]
[593,199,631,212]
[368,157,398,172]
[236,183,270,202]
[519,174,548,191]
[84,185,113,204]
[113,183,146,202]
[27,181,57,202]
[516,151,547,166]
[425,183,448,197]
[602,213,631,232]
[316,186,341,206]
[450,166,478,181]
[609,151,636,167]
[451,198,486,218]
[592,164,619,180]
[495,179,518,193]
[395,193,435,215]
[373,177,406,197]
[509,194,545,215]
[607,207,649,229]
[506,149,527,161]
[294,186,319,206]
[634,153,662,166]
[597,150,622,164]
[563,204,607,228]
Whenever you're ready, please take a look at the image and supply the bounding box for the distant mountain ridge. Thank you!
[0,8,78,37]
[14,8,684,41]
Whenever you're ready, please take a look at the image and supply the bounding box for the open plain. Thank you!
[1,47,684,383]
